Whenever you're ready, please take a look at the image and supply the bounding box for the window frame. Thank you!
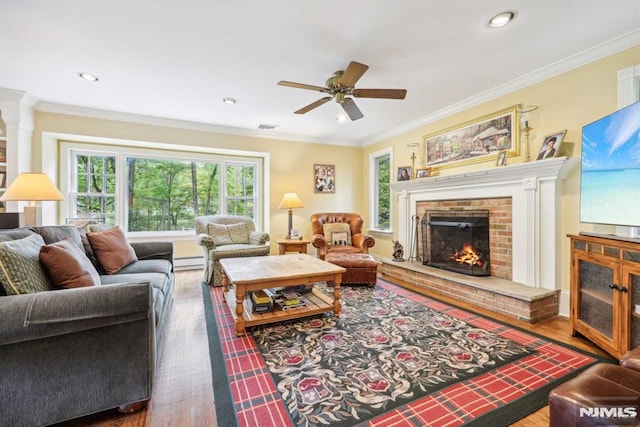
[60,140,266,238]
[369,147,393,233]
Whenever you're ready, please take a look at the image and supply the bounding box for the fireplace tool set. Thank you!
[407,214,421,262]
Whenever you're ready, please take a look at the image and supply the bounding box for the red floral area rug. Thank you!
[203,279,608,427]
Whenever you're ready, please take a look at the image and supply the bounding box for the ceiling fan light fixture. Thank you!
[222,97,238,104]
[336,114,348,122]
[78,72,99,82]
[489,11,515,28]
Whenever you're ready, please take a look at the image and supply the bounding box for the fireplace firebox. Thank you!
[421,210,490,277]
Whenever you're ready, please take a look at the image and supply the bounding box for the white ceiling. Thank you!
[1,1,640,147]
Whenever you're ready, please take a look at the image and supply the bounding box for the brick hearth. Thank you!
[380,259,559,323]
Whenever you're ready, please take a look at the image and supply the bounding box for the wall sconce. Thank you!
[407,143,419,178]
[278,192,304,239]
[0,172,64,226]
[519,105,539,162]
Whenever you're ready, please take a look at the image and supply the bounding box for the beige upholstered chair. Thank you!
[195,215,270,286]
[310,212,376,260]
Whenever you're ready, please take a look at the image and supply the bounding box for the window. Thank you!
[72,153,116,225]
[370,148,392,231]
[225,163,255,218]
[65,144,262,234]
[125,156,223,231]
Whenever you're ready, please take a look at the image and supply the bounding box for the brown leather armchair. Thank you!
[548,347,640,426]
[311,212,375,260]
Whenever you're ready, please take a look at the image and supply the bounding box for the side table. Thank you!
[277,239,310,255]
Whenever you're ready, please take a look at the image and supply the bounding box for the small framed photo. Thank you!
[496,150,508,166]
[314,164,335,193]
[397,166,411,181]
[415,168,431,178]
[290,228,301,240]
[536,130,567,160]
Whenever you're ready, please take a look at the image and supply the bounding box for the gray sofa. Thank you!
[0,225,174,426]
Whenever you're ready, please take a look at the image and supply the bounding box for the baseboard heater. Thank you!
[174,256,204,271]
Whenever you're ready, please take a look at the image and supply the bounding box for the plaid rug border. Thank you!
[202,278,612,427]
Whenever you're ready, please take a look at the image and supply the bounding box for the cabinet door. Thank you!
[572,252,620,354]
[622,263,640,351]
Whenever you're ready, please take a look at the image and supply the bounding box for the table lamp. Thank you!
[278,192,304,239]
[0,173,65,226]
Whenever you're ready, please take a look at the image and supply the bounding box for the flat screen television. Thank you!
[580,100,640,228]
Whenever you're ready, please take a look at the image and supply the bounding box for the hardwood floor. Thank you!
[59,270,610,427]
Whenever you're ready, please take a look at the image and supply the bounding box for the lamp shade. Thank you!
[278,192,304,209]
[0,173,64,202]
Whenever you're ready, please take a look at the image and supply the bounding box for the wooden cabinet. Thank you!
[569,233,640,359]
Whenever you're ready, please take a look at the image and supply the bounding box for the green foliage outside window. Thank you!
[127,157,222,232]
[376,155,391,229]
[72,153,257,232]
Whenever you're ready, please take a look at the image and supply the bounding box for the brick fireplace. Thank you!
[385,157,578,321]
[420,199,510,279]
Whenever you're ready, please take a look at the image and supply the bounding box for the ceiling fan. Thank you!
[277,61,407,121]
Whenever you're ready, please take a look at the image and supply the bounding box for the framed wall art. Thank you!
[496,150,507,166]
[424,105,519,169]
[314,164,335,193]
[397,166,411,181]
[535,129,566,160]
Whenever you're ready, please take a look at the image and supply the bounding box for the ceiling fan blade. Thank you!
[294,96,333,114]
[339,61,369,87]
[341,98,364,121]
[278,81,329,93]
[353,88,407,99]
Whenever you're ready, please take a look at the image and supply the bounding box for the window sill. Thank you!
[367,228,393,238]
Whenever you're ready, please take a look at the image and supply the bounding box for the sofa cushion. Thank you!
[323,223,352,246]
[0,234,52,295]
[207,223,233,246]
[87,226,138,274]
[226,222,250,244]
[39,238,101,289]
[117,259,172,277]
[33,225,84,250]
[0,228,37,242]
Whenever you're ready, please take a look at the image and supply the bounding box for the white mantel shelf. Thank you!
[390,156,579,310]
[390,156,578,193]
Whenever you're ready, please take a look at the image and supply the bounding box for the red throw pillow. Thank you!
[86,226,138,274]
[39,238,101,288]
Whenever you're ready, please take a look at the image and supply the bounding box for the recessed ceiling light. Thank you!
[489,11,515,28]
[222,97,238,104]
[258,123,279,130]
[78,72,99,82]
[337,114,348,122]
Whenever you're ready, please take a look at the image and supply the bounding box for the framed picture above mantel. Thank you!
[424,105,519,170]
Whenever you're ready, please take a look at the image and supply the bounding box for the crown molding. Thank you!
[34,102,360,148]
[365,28,640,147]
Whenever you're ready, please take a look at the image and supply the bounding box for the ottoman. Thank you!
[324,253,379,286]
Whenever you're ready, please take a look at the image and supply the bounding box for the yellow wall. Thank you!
[31,113,364,256]
[363,44,640,291]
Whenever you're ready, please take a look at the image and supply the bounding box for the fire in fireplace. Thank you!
[421,210,490,277]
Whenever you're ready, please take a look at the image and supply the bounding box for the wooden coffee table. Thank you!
[220,254,345,336]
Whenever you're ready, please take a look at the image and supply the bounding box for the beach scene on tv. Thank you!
[581,101,640,227]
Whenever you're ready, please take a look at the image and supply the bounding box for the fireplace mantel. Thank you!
[390,156,579,295]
